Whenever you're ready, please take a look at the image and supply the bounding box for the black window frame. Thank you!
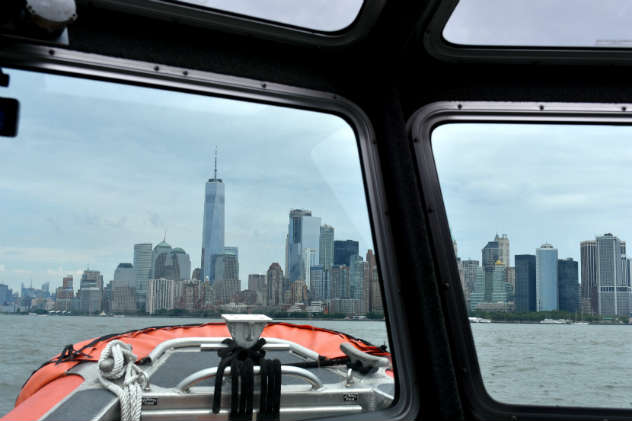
[423,0,632,65]
[407,100,632,421]
[0,41,419,421]
[80,0,387,47]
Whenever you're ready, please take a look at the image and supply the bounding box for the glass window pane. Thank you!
[168,0,364,32]
[0,69,392,418]
[443,0,632,48]
[433,122,632,408]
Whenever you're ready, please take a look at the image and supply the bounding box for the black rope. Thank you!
[212,338,281,421]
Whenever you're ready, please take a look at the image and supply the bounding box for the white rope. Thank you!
[97,340,148,421]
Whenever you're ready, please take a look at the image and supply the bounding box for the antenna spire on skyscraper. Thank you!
[214,146,218,180]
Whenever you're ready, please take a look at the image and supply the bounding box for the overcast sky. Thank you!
[444,0,632,47]
[433,123,632,268]
[0,69,373,292]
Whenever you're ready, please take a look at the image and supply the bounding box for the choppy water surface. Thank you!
[1,316,631,416]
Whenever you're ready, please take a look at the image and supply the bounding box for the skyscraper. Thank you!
[462,260,480,299]
[580,240,597,314]
[134,243,153,311]
[349,255,366,300]
[334,240,359,267]
[536,243,558,311]
[286,210,321,283]
[558,258,579,313]
[79,269,103,314]
[482,240,500,301]
[113,263,134,287]
[201,151,225,284]
[596,233,630,316]
[366,250,382,313]
[319,225,335,272]
[266,263,284,307]
[495,234,510,268]
[515,254,536,312]
[112,263,136,314]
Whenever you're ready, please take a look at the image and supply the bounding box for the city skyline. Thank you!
[0,69,373,292]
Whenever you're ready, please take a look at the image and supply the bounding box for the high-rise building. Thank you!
[334,240,359,266]
[62,275,73,290]
[80,270,103,290]
[536,243,558,311]
[79,269,103,314]
[146,278,180,314]
[266,263,284,307]
[0,284,9,305]
[154,245,192,281]
[469,266,485,312]
[55,276,74,311]
[515,255,536,312]
[291,279,308,304]
[173,248,192,280]
[113,263,134,287]
[319,225,335,272]
[152,240,172,274]
[366,250,382,314]
[201,151,225,284]
[248,274,266,292]
[224,246,238,257]
[495,234,510,268]
[596,233,630,316]
[133,243,153,311]
[310,265,327,301]
[580,240,597,314]
[558,258,579,313]
[349,255,366,300]
[286,210,321,283]
[112,263,136,314]
[491,261,508,303]
[214,253,239,281]
[302,247,317,288]
[330,264,350,299]
[482,240,500,301]
[462,260,480,299]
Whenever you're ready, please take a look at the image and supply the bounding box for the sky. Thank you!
[433,123,632,268]
[0,69,373,292]
[179,0,364,31]
[444,0,632,47]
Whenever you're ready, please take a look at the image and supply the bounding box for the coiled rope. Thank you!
[97,340,148,421]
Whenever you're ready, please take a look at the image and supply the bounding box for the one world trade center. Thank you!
[201,150,225,284]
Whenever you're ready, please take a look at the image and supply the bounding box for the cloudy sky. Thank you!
[433,123,632,267]
[0,69,373,292]
[444,0,632,47]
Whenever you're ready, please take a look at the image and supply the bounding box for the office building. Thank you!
[558,258,579,313]
[536,243,558,311]
[334,240,359,266]
[310,265,327,301]
[580,240,597,314]
[366,250,382,313]
[112,263,136,314]
[201,152,225,284]
[146,278,180,314]
[319,225,335,272]
[134,243,153,311]
[596,233,630,316]
[266,263,284,307]
[495,234,510,268]
[515,255,536,312]
[286,209,321,283]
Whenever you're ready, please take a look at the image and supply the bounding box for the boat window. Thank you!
[432,122,632,408]
[0,68,392,419]
[443,0,632,47]
[165,0,364,32]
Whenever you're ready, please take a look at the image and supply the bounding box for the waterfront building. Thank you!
[319,225,335,272]
[330,264,350,299]
[482,240,500,301]
[112,263,136,314]
[469,266,485,312]
[462,260,480,301]
[491,261,508,303]
[349,255,366,301]
[146,278,180,314]
[536,243,558,311]
[310,265,327,301]
[214,278,240,305]
[176,280,205,312]
[558,258,579,313]
[596,233,630,316]
[133,243,153,312]
[55,275,74,311]
[580,240,598,314]
[286,210,321,283]
[102,281,113,314]
[266,263,284,307]
[329,298,361,315]
[515,254,536,312]
[79,287,102,314]
[334,240,359,266]
[201,152,225,284]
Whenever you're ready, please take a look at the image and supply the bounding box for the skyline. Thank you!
[0,69,373,292]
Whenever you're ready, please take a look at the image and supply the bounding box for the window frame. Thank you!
[0,41,418,421]
[423,0,632,65]
[81,0,387,47]
[407,101,632,421]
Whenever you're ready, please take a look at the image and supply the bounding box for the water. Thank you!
[2,316,632,416]
[0,315,389,415]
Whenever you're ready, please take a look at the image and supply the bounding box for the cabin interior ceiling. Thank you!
[4,1,632,420]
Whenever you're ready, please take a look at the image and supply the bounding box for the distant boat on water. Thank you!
[469,317,492,323]
[539,318,568,324]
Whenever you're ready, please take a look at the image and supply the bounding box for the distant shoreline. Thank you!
[0,313,385,322]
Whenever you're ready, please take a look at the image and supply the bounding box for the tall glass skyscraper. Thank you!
[201,153,225,284]
[134,243,153,311]
[515,254,536,312]
[536,243,558,311]
[286,209,321,283]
